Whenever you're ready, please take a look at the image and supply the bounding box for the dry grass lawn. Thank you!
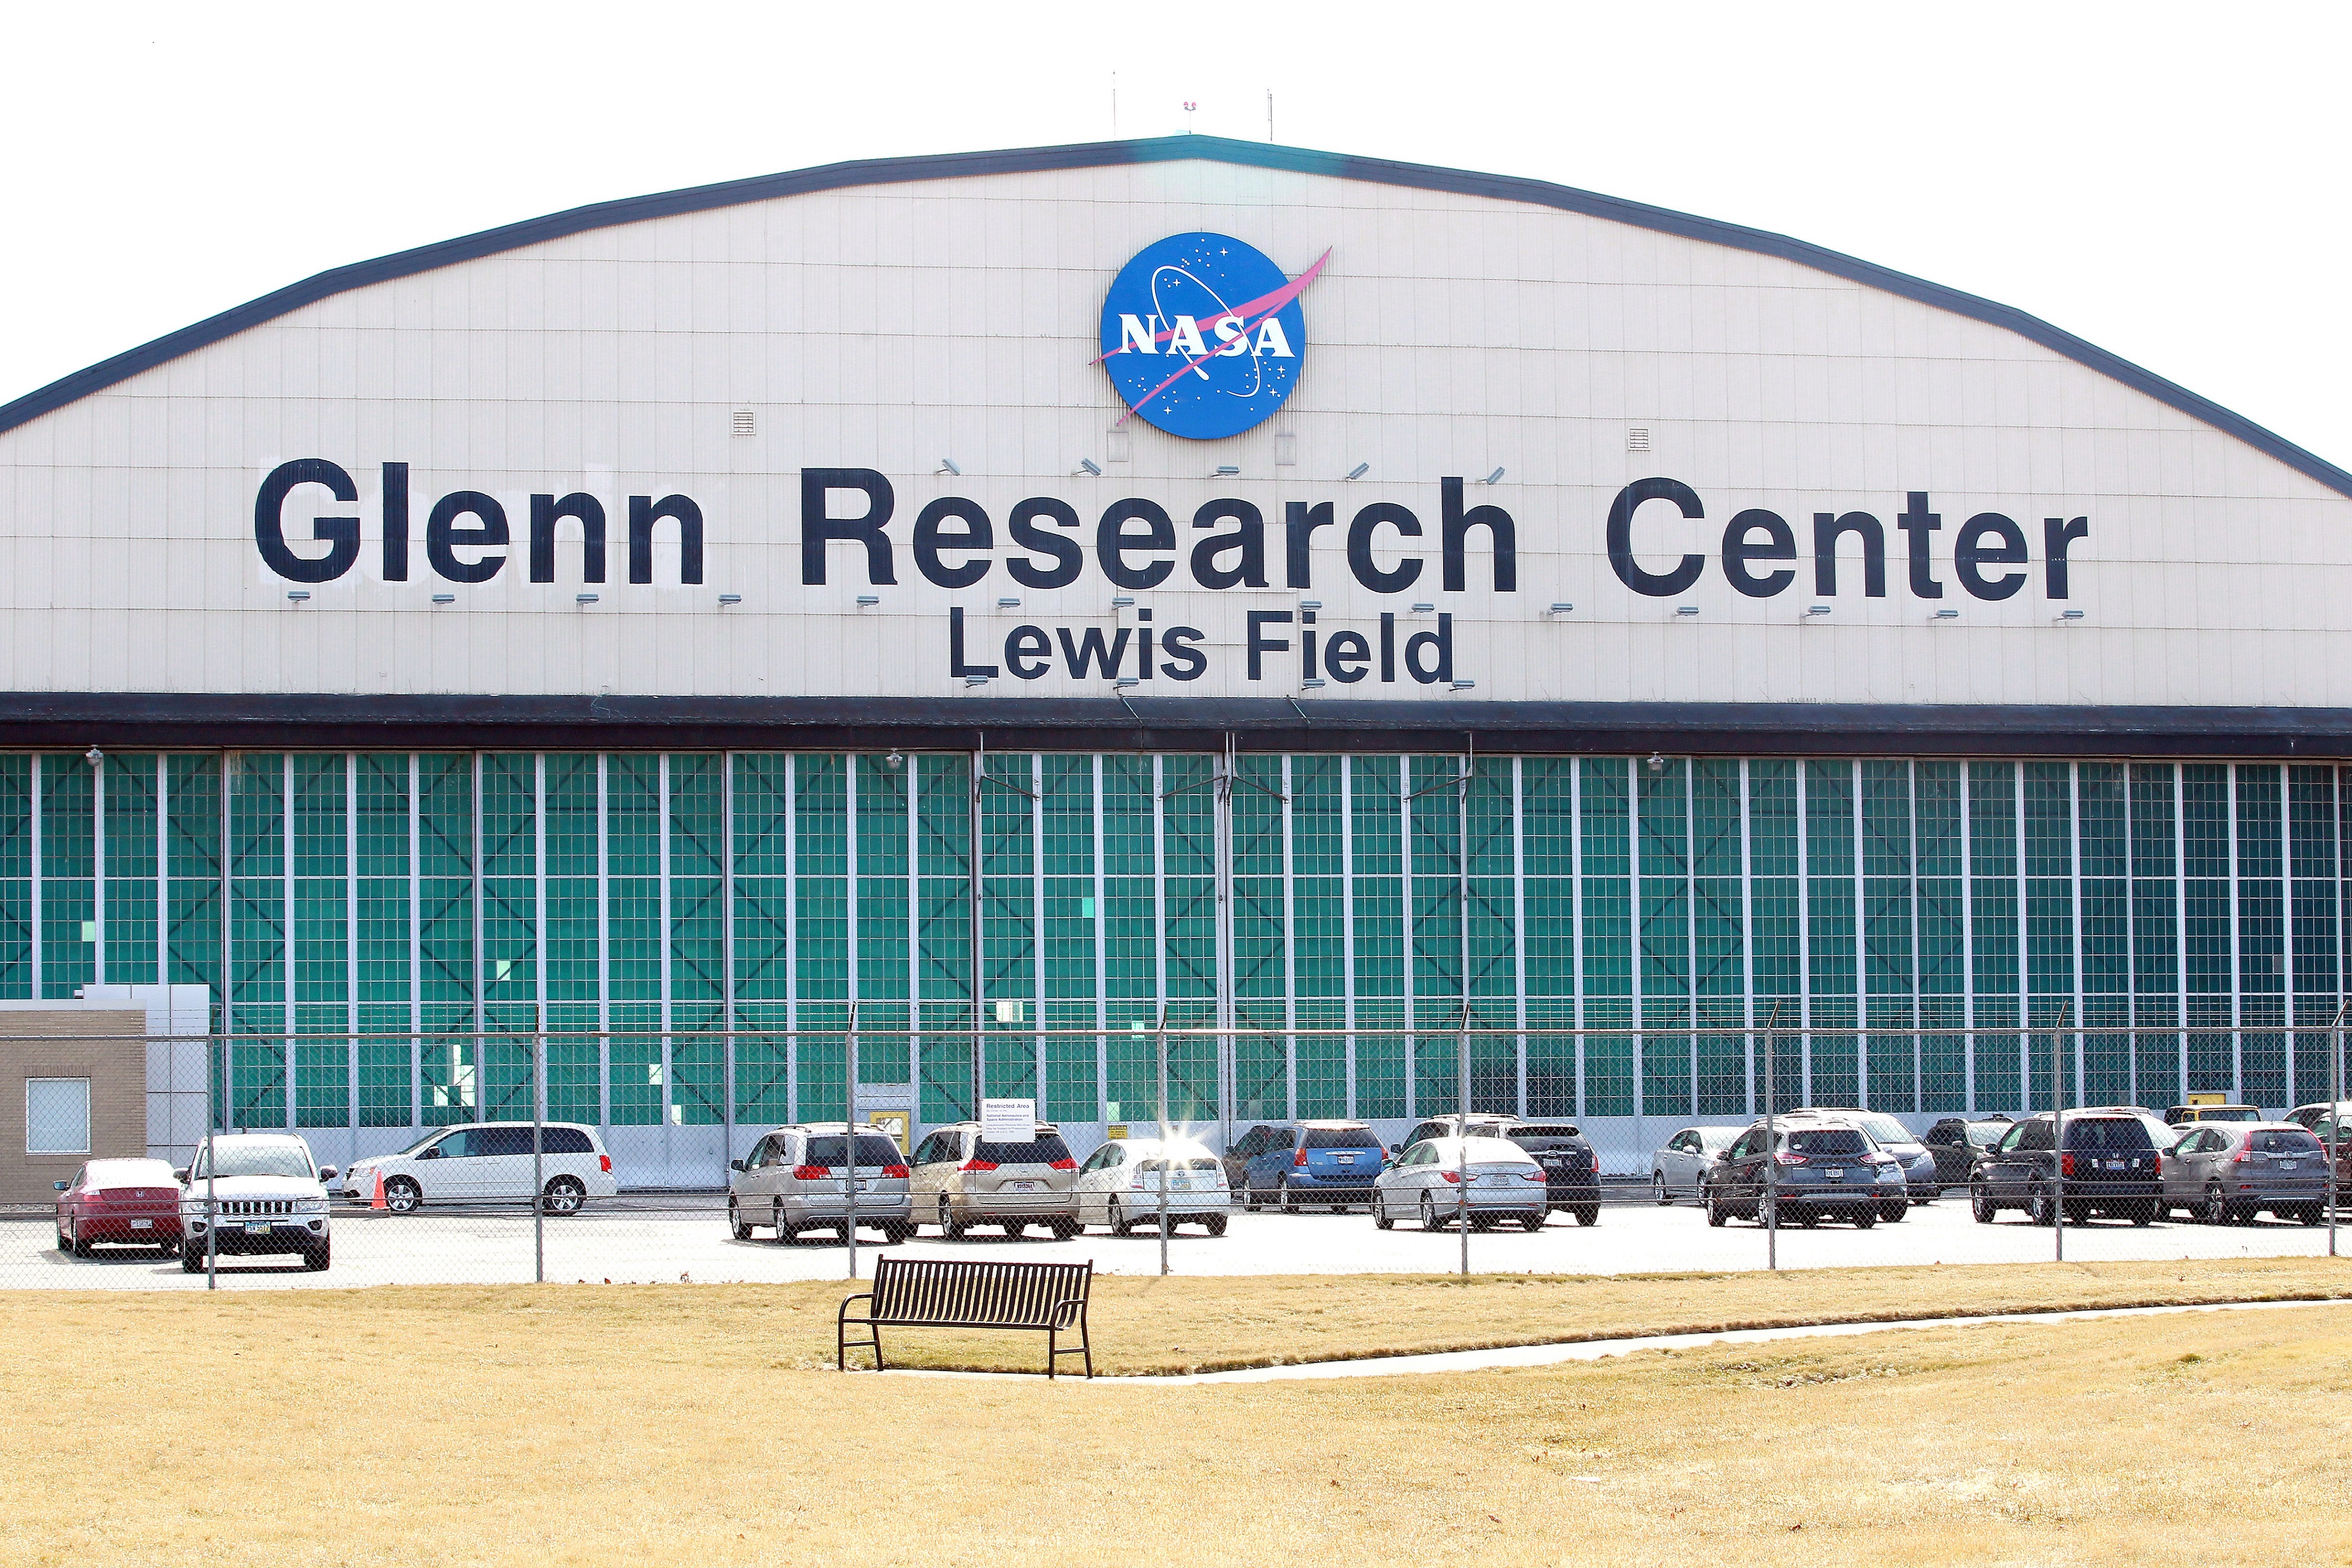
[7,1262,2351,1565]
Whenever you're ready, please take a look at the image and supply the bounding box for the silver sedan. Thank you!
[1371,1136,1548,1232]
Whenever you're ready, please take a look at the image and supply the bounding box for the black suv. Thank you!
[1921,1115,2013,1189]
[1971,1112,2160,1225]
[1508,1123,1601,1226]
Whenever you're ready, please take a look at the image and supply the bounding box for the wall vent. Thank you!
[1627,425,1650,452]
[730,408,757,437]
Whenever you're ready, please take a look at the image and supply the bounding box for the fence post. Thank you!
[1764,1013,1778,1273]
[533,1029,544,1284]
[1155,1002,1171,1278]
[2332,1013,2344,1260]
[2052,1001,2069,1264]
[846,1000,859,1283]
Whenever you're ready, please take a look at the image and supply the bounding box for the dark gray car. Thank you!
[1971,1112,2161,1225]
[2160,1123,2329,1224]
[1703,1120,1900,1228]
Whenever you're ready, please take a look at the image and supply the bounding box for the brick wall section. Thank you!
[0,1012,149,1205]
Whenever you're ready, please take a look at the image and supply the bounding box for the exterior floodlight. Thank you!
[1112,596,1136,608]
[2058,609,2086,621]
[1345,462,1370,480]
[1646,753,1668,773]
[1213,465,1240,477]
[936,458,961,476]
[1675,605,1700,617]
[1450,679,1476,690]
[1482,467,1505,485]
[1077,458,1103,476]
[286,590,311,603]
[576,594,598,605]
[431,594,456,604]
[885,751,905,769]
[856,594,880,607]
[719,594,743,605]
[1546,603,1573,617]
[1806,604,1831,617]
[1931,609,1958,620]
[85,747,103,765]
[963,674,990,686]
[1302,677,1327,689]
[997,597,1021,608]
[1114,677,1141,688]
[1411,602,1435,615]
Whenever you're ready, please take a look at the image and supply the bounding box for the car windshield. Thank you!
[2248,1130,2322,1155]
[1138,1157,1221,1173]
[1852,1114,1913,1145]
[1966,1124,2006,1146]
[803,1135,903,1168]
[1785,1129,1868,1157]
[1512,1134,1587,1152]
[973,1134,1073,1165]
[2066,1119,2154,1152]
[392,1130,447,1156]
[191,1142,313,1180]
[1303,1128,1380,1150]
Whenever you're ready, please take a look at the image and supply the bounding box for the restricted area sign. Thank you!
[980,1097,1038,1142]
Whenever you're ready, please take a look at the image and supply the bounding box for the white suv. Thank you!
[338,1121,618,1214]
[178,1133,336,1273]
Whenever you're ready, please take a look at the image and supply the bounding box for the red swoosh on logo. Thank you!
[1098,248,1331,425]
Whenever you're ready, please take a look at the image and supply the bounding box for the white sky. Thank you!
[5,2,2345,466]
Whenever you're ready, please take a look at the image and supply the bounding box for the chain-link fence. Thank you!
[8,1023,2347,1290]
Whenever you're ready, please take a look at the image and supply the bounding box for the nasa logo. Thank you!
[1097,232,1328,441]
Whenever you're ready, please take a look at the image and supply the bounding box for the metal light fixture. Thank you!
[1302,677,1327,690]
[1299,600,1321,610]
[1450,678,1476,691]
[1114,676,1141,688]
[856,594,880,607]
[2057,609,2086,621]
[84,747,103,765]
[1411,602,1435,615]
[285,590,310,603]
[963,674,990,687]
[718,593,743,606]
[576,593,598,605]
[1076,458,1103,476]
[1344,462,1370,481]
[431,593,456,605]
[1112,596,1135,609]
[1213,465,1240,477]
[997,596,1021,609]
[1675,605,1700,617]
[936,458,961,476]
[1805,604,1831,617]
[1931,608,1958,621]
[884,751,906,770]
[1646,753,1668,773]
[1482,467,1505,485]
[1546,602,1573,617]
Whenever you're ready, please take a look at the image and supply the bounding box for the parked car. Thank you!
[1371,1136,1547,1231]
[1702,1120,1896,1228]
[1075,1137,1230,1236]
[1223,1123,1294,1196]
[1971,1111,2161,1225]
[1922,1115,2014,1189]
[727,1124,914,1243]
[177,1133,336,1272]
[1243,1119,1386,1211]
[1651,1127,1743,1206]
[1781,1109,1937,1215]
[908,1121,1082,1238]
[1511,1123,1601,1225]
[2285,1100,2352,1134]
[1399,1113,1520,1152]
[54,1157,183,1256]
[2160,1123,2329,1224]
[339,1121,618,1215]
[2164,1104,2262,1125]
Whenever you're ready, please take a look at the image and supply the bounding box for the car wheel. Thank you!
[1795,1207,1820,1228]
[1420,1192,1444,1232]
[540,1176,586,1217]
[2029,1187,2056,1227]
[181,1243,206,1273]
[383,1177,422,1214]
[1243,1186,1261,1213]
[2202,1183,2227,1227]
[1281,1180,1299,1215]
[881,1219,915,1243]
[1652,1172,1671,1206]
[69,1225,91,1259]
[1574,1206,1599,1227]
[729,1199,752,1241]
[1971,1183,1997,1224]
[56,1227,71,1255]
[1001,1220,1025,1239]
[160,1236,180,1256]
[302,1241,331,1271]
[1851,1206,1876,1230]
[1469,1213,1496,1232]
[1106,1197,1129,1237]
[1705,1186,1728,1227]
[940,1197,966,1241]
[1206,1214,1228,1238]
[1519,1210,1545,1232]
[2132,1198,2157,1227]
[1049,1216,1082,1239]
[1373,1194,1394,1230]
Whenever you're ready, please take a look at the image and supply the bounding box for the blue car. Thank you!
[1243,1120,1387,1211]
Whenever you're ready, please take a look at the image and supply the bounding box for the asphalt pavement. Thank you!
[10,1191,2346,1289]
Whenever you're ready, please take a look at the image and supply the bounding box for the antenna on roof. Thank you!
[1267,89,1275,143]
[1183,100,1197,134]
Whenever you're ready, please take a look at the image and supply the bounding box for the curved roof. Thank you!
[4,133,2346,499]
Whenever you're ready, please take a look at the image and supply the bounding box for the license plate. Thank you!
[244,1221,272,1234]
[2279,1162,2298,1172]
[856,1180,874,1191]
[1010,1181,1038,1192]
[1171,1178,1193,1189]
[1336,1155,1355,1165]
[2105,1160,2125,1170]
[130,1219,153,1229]
[1827,1169,1845,1182]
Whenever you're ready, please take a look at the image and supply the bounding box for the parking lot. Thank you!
[8,1190,2344,1289]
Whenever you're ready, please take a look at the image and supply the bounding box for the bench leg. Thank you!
[1046,1326,1056,1380]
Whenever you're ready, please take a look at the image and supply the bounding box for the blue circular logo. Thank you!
[1098,232,1322,441]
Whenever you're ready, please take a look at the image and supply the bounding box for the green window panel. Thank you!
[225,1036,286,1132]
[1914,765,1964,1110]
[1521,759,1575,1111]
[101,756,160,984]
[357,1036,410,1128]
[1967,763,2021,1107]
[0,757,32,999]
[42,755,96,998]
[295,1037,347,1129]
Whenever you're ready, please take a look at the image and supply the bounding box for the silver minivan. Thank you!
[727,1124,914,1243]
[908,1122,1082,1238]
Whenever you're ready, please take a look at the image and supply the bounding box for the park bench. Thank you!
[837,1256,1094,1378]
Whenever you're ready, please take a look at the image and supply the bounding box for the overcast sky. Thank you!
[6,3,2345,466]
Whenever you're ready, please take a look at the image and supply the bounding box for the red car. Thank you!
[55,1158,184,1256]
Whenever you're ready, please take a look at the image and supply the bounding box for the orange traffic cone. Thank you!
[370,1169,386,1211]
